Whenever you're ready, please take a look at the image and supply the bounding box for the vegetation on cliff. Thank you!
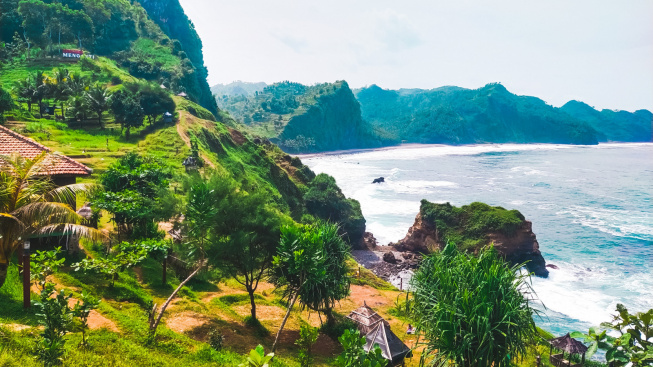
[355,83,602,145]
[217,81,396,153]
[560,100,652,142]
[419,200,525,251]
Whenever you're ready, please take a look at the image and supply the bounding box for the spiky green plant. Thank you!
[411,242,539,367]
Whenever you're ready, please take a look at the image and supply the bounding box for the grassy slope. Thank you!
[1,60,567,367]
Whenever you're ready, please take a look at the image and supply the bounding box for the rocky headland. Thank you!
[394,200,549,277]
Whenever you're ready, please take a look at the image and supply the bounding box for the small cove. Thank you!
[301,143,653,336]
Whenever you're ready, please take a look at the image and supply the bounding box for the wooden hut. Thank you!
[346,302,389,335]
[548,333,588,367]
[364,322,412,365]
[347,303,411,366]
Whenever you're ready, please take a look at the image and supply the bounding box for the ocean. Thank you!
[302,143,653,336]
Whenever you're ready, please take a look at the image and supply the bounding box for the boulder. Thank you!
[383,252,399,264]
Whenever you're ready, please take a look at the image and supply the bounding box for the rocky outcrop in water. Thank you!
[395,209,549,277]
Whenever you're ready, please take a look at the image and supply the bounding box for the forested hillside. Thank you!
[0,0,217,116]
[355,83,602,145]
[138,0,218,115]
[560,100,652,142]
[217,80,396,152]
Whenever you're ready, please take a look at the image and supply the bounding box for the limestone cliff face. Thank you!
[396,212,549,277]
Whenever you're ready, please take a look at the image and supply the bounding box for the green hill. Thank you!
[355,83,601,145]
[0,0,217,116]
[560,100,652,142]
[0,1,379,365]
[217,81,397,153]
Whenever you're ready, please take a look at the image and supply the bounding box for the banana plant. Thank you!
[240,345,274,367]
[570,327,615,359]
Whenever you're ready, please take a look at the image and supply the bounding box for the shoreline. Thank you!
[293,141,653,159]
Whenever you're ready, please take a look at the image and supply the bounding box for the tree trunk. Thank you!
[272,292,298,353]
[98,112,102,128]
[324,307,336,328]
[125,127,130,140]
[27,101,31,114]
[247,287,257,320]
[0,262,8,289]
[149,265,202,335]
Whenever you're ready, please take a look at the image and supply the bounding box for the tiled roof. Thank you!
[0,125,92,176]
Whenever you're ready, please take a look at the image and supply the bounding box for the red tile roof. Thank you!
[0,125,92,176]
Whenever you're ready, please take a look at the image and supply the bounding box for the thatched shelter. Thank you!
[548,333,588,367]
[346,302,388,335]
[364,322,411,365]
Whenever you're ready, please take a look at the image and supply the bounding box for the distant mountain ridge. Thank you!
[355,83,651,144]
[214,81,651,152]
[211,81,267,96]
[560,100,652,142]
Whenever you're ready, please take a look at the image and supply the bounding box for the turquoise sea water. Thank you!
[302,143,653,336]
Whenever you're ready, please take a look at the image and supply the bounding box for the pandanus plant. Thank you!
[0,152,101,289]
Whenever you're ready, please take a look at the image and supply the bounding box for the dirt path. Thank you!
[175,111,216,168]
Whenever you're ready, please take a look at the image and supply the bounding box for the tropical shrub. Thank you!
[304,173,365,247]
[295,324,319,367]
[30,247,65,290]
[573,304,653,366]
[72,291,101,347]
[240,345,274,367]
[335,329,387,367]
[34,283,74,366]
[207,328,224,351]
[410,242,538,366]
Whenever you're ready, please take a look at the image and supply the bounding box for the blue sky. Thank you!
[179,0,653,111]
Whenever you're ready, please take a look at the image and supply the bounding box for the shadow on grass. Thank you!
[0,264,39,325]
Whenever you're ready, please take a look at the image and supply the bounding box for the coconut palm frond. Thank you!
[47,183,100,204]
[37,223,104,242]
[12,201,80,228]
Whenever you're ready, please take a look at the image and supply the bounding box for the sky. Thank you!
[178,0,653,112]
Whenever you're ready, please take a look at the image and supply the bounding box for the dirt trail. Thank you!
[175,111,216,168]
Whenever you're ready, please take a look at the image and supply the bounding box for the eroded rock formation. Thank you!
[395,212,549,277]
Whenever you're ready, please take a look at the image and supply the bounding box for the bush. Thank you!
[304,174,366,247]
[411,243,537,366]
[110,75,122,85]
[207,328,224,351]
[319,318,356,340]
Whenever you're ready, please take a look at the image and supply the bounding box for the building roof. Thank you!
[549,333,588,355]
[0,125,92,176]
[346,303,388,335]
[364,322,411,363]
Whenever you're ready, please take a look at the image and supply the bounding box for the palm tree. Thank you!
[13,77,38,114]
[34,71,48,118]
[67,95,90,123]
[51,68,70,119]
[84,84,110,128]
[0,152,101,289]
[66,72,88,97]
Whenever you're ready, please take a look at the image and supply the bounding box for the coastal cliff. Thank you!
[395,200,549,277]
